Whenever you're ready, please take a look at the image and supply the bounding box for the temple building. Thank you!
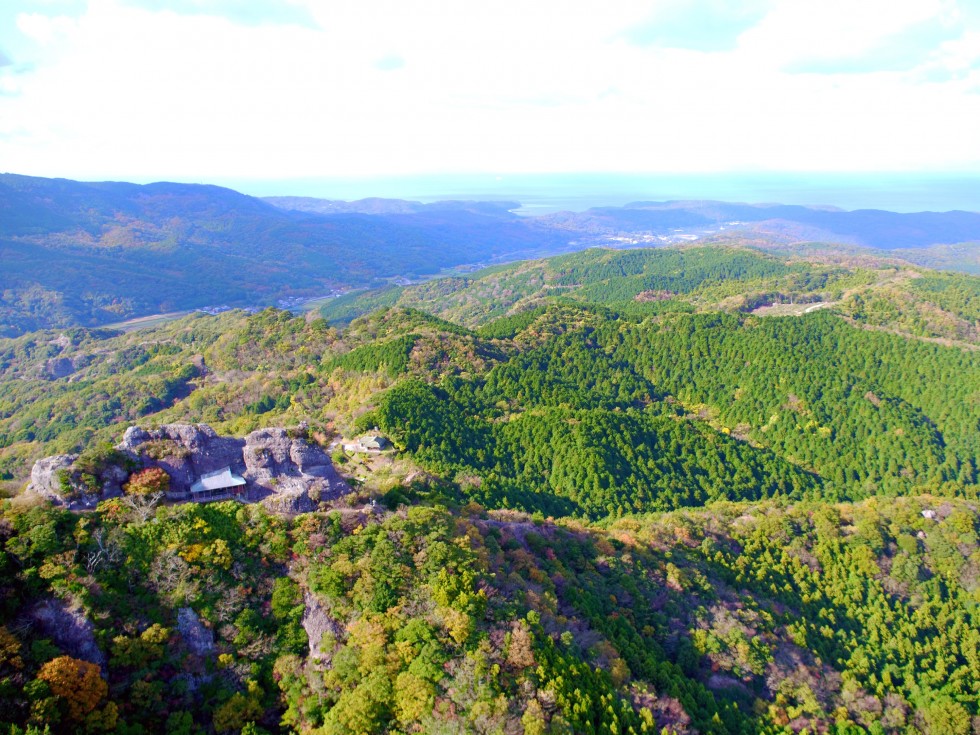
[189,467,247,502]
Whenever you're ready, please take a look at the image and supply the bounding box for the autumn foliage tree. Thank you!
[124,467,170,496]
[123,467,170,521]
[37,655,107,721]
[505,621,535,671]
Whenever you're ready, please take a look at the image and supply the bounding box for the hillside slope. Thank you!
[1,483,979,733]
[320,246,980,346]
[3,255,978,510]
[2,245,980,733]
[0,174,568,335]
[540,200,980,250]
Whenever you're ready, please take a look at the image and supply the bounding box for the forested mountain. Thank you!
[0,174,566,336]
[3,174,980,337]
[1,244,980,734]
[3,252,977,500]
[358,304,978,516]
[321,247,980,345]
[6,487,980,735]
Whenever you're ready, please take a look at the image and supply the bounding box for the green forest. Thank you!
[319,247,980,345]
[1,246,980,734]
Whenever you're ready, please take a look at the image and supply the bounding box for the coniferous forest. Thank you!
[1,246,980,735]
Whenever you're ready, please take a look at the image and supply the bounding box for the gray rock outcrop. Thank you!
[260,484,318,515]
[302,592,344,668]
[28,423,351,514]
[176,607,215,656]
[27,453,126,509]
[28,454,77,503]
[31,598,106,669]
[100,464,129,498]
[244,428,348,512]
[43,356,77,380]
[119,424,245,495]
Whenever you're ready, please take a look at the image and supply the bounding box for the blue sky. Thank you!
[0,0,978,183]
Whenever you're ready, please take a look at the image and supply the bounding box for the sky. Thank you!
[1,0,979,187]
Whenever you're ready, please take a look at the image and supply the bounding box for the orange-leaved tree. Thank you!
[124,467,170,496]
[37,655,107,721]
[123,467,170,521]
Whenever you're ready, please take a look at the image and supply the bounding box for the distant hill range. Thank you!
[0,174,564,335]
[539,200,980,250]
[262,195,520,216]
[2,172,979,335]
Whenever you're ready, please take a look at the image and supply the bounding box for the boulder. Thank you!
[43,356,76,380]
[245,428,349,502]
[119,426,151,449]
[27,454,77,504]
[290,438,334,476]
[260,482,318,516]
[243,428,297,482]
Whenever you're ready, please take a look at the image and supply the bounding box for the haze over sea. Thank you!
[236,172,980,215]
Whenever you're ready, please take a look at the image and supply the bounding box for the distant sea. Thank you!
[231,172,980,215]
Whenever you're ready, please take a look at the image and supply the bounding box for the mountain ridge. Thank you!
[3,173,980,337]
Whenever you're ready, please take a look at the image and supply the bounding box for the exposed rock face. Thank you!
[27,453,126,509]
[244,428,306,481]
[48,333,72,350]
[260,484,318,515]
[176,607,215,657]
[120,424,245,495]
[171,607,215,691]
[43,356,77,380]
[28,423,351,514]
[100,464,129,498]
[244,428,349,512]
[28,454,76,503]
[31,599,106,668]
[302,592,344,668]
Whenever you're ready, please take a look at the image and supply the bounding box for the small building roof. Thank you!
[190,467,246,494]
[340,434,391,453]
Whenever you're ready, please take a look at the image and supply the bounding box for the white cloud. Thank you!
[0,0,977,183]
[735,0,955,67]
[931,29,980,73]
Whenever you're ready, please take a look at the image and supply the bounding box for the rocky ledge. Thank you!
[28,423,351,515]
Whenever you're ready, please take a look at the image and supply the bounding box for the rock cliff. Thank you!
[30,599,106,669]
[176,607,215,657]
[302,592,344,668]
[28,423,351,514]
[119,424,245,495]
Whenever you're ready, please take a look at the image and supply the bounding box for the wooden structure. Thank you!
[189,467,247,502]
